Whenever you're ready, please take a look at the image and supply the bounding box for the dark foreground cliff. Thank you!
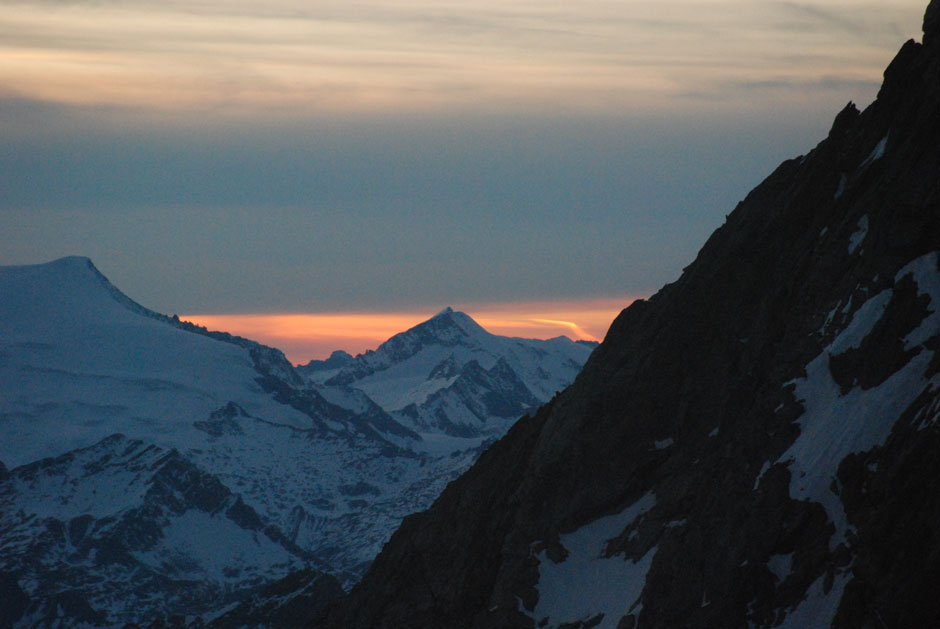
[315,3,940,627]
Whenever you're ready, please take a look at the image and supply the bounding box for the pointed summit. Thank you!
[362,308,491,368]
[421,307,490,341]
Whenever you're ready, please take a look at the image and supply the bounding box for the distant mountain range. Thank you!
[301,307,594,439]
[317,3,940,627]
[0,257,594,627]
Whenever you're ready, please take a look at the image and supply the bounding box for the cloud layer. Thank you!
[1,1,925,114]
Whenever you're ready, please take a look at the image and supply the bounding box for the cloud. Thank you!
[678,75,882,104]
[528,319,596,341]
[773,2,922,42]
[0,1,926,114]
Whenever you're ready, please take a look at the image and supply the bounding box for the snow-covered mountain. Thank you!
[0,257,594,627]
[317,4,940,627]
[0,256,412,468]
[0,435,326,626]
[301,307,594,438]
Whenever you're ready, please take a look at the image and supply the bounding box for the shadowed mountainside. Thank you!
[316,2,940,627]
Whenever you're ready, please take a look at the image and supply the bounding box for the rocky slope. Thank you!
[315,3,940,627]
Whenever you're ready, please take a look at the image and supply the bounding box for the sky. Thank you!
[0,1,929,361]
[185,298,627,364]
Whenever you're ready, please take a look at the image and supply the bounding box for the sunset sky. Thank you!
[183,298,627,364]
[1,1,928,360]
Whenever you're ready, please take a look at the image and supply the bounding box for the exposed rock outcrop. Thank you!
[315,4,940,627]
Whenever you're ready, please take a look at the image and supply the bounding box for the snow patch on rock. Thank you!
[858,134,888,169]
[777,252,940,549]
[533,492,657,628]
[848,215,868,255]
[778,570,851,628]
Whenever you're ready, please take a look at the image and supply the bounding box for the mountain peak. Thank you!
[1,256,147,328]
[423,308,489,340]
[9,255,100,279]
[32,256,119,288]
[925,0,940,44]
[48,254,95,267]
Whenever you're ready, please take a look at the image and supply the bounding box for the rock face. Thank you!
[210,569,345,629]
[316,5,940,628]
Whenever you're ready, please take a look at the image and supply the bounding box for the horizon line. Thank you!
[181,297,635,365]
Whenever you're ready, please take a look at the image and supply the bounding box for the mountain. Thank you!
[0,256,412,464]
[300,350,355,374]
[316,4,940,628]
[0,434,334,627]
[0,257,594,626]
[301,307,595,439]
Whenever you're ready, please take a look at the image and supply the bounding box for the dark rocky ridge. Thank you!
[210,569,345,629]
[314,2,940,627]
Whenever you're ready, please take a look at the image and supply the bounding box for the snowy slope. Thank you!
[0,435,318,626]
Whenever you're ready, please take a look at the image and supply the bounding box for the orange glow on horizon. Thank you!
[181,297,633,365]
